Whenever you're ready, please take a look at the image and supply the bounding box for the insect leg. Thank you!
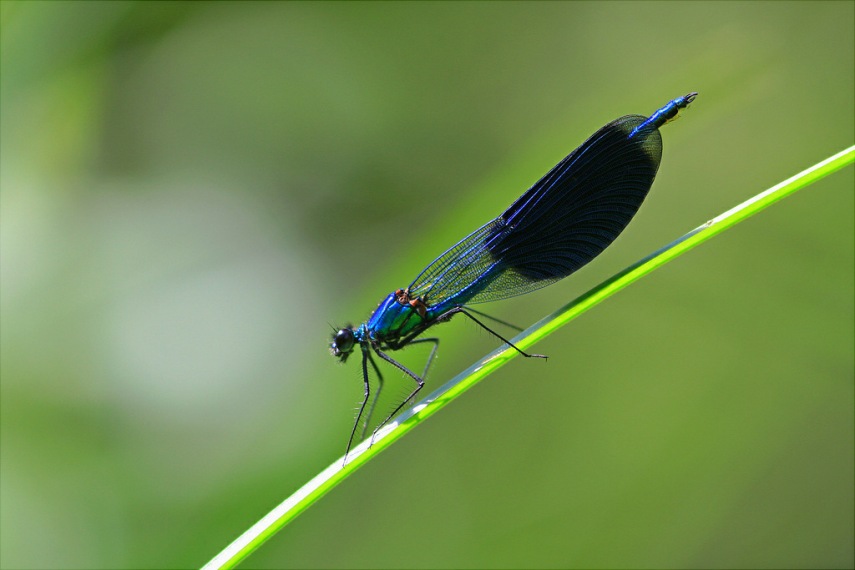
[369,347,425,445]
[404,336,440,378]
[455,307,547,359]
[344,345,371,467]
[360,351,384,440]
[459,306,524,332]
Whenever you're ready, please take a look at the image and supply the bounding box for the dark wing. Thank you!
[409,114,663,306]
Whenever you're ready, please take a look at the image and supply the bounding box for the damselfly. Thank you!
[331,93,697,463]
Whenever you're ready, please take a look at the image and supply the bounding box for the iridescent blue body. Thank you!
[332,93,697,464]
[355,288,454,346]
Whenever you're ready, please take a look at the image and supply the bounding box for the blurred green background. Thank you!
[1,2,853,569]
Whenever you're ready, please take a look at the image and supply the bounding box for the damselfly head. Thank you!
[330,326,356,361]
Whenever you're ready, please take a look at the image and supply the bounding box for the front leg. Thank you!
[344,345,372,466]
[360,352,384,440]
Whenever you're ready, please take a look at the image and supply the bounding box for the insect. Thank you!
[331,93,697,463]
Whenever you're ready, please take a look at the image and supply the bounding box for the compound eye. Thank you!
[332,328,355,354]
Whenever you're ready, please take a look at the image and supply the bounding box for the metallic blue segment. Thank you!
[353,323,368,344]
[366,292,427,340]
[365,293,402,336]
[629,92,697,139]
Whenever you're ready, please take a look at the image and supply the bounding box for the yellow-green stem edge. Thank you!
[202,145,854,570]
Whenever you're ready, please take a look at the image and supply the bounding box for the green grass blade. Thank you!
[201,144,854,570]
